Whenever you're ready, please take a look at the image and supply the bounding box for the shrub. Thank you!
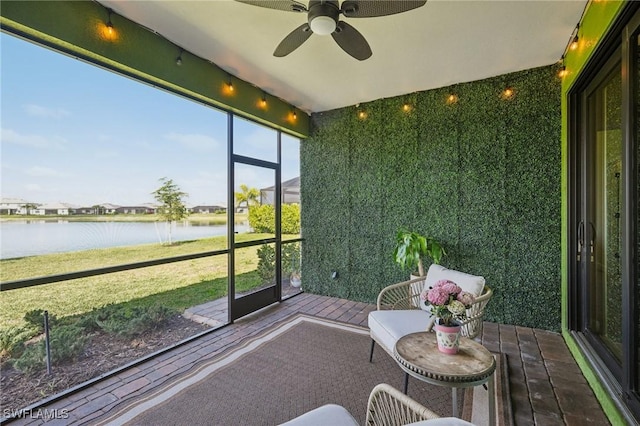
[256,244,276,284]
[249,204,274,233]
[83,304,174,337]
[281,204,301,234]
[248,204,300,234]
[0,325,39,359]
[5,304,176,373]
[12,344,43,373]
[13,324,87,373]
[282,242,301,277]
[256,242,301,283]
[23,309,57,332]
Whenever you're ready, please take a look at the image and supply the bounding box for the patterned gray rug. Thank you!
[96,314,505,425]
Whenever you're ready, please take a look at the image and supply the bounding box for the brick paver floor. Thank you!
[5,293,609,425]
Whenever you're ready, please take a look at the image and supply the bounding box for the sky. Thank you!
[0,33,300,207]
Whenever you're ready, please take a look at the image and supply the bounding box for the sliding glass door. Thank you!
[633,29,640,408]
[570,5,639,420]
[582,54,624,366]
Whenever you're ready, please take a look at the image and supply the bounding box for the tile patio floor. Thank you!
[7,293,609,425]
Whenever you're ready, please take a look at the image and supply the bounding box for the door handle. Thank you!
[588,222,596,263]
[577,221,584,262]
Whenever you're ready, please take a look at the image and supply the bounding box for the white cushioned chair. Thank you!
[368,264,492,366]
[280,383,473,426]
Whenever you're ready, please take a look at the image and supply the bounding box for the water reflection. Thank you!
[0,220,250,259]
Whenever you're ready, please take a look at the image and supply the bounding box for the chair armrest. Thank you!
[376,276,426,310]
[365,383,439,426]
[459,285,493,339]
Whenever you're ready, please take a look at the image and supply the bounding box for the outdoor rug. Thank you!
[97,314,508,425]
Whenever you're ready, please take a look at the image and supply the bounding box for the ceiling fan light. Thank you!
[310,16,336,35]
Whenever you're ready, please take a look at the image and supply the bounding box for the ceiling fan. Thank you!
[234,0,427,61]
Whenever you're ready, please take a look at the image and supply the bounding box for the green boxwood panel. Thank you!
[302,65,562,330]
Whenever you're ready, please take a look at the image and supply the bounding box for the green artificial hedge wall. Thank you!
[301,64,562,331]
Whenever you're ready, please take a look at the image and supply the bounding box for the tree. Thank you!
[20,203,37,215]
[152,177,188,245]
[234,184,259,211]
[91,204,104,215]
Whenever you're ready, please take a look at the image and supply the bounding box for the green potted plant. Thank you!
[393,230,445,277]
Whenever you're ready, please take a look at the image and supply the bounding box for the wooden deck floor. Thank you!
[7,293,609,425]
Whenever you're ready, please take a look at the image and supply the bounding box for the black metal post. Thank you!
[44,310,52,375]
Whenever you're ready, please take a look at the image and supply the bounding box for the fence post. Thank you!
[44,310,52,374]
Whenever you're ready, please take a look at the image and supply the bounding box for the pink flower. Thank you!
[433,279,461,295]
[441,281,461,296]
[423,279,475,325]
[427,287,450,305]
[457,291,475,307]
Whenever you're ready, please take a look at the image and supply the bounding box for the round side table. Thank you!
[394,331,496,425]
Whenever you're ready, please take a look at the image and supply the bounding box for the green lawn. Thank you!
[0,233,298,328]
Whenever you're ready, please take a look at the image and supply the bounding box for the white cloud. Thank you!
[1,128,67,149]
[26,166,70,178]
[24,104,71,119]
[164,132,220,152]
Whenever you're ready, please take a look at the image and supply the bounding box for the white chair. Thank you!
[279,404,359,426]
[368,264,492,389]
[281,383,476,426]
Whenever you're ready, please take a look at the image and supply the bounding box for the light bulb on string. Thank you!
[101,8,117,41]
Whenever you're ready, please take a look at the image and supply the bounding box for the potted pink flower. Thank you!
[421,279,476,354]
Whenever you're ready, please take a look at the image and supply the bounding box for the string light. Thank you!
[106,9,114,37]
[558,23,580,66]
[259,93,267,109]
[223,74,234,95]
[502,87,514,99]
[558,56,567,78]
[558,65,567,78]
[101,8,117,41]
[446,94,458,104]
[358,110,367,120]
[176,49,183,66]
[570,25,580,51]
[555,19,581,83]
[402,103,412,113]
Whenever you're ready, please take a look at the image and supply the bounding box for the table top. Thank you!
[394,332,495,384]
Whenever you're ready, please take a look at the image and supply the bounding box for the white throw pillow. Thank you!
[419,264,485,311]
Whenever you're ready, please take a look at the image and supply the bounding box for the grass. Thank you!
[0,233,298,328]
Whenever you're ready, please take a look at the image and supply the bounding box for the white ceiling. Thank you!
[97,0,588,114]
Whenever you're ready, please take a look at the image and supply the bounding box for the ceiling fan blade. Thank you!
[274,23,313,57]
[341,0,427,18]
[234,0,307,13]
[331,21,372,61]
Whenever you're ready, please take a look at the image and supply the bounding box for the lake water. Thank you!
[0,220,249,259]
